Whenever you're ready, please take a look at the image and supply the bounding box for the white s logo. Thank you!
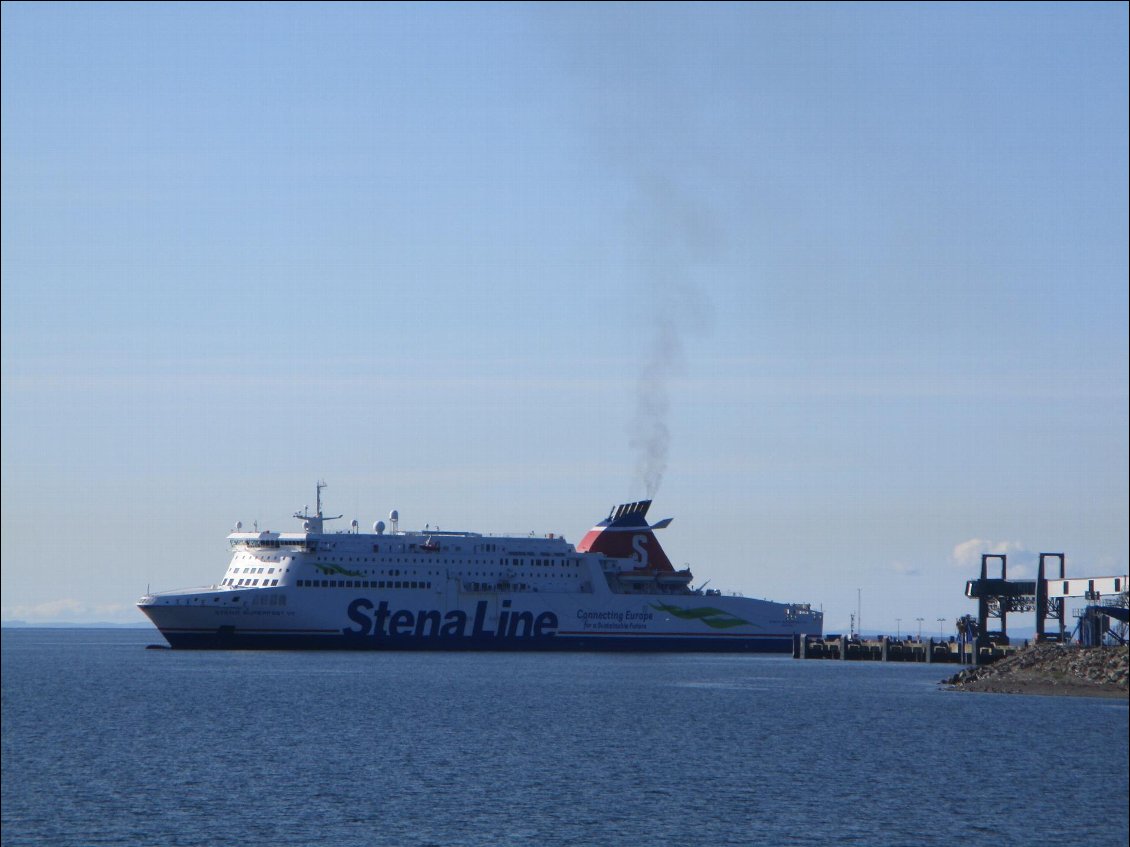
[632,534,649,567]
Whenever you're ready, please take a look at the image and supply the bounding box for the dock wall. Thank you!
[793,634,1011,665]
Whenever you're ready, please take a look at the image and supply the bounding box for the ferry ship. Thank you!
[138,484,823,651]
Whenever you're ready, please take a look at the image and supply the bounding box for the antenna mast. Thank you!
[294,480,341,534]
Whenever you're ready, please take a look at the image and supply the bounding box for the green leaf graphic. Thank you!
[316,564,364,577]
[650,603,757,630]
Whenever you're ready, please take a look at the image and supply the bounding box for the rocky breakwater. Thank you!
[944,643,1129,698]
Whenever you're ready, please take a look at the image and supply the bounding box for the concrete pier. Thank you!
[794,634,998,664]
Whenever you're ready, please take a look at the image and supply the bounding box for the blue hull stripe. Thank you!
[155,628,794,653]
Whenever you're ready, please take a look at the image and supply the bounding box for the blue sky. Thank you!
[2,2,1127,633]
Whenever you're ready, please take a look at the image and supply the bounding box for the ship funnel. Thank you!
[576,499,673,571]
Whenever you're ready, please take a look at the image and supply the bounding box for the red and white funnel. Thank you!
[576,500,676,571]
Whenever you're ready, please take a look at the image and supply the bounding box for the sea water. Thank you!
[2,628,1127,847]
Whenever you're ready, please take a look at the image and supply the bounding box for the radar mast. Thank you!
[293,480,342,534]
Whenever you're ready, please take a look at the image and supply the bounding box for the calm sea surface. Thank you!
[2,628,1127,847]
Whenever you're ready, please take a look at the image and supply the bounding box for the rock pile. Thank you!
[943,643,1128,698]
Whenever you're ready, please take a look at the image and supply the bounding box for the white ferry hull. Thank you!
[140,588,818,652]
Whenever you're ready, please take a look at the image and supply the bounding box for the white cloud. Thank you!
[951,538,1037,573]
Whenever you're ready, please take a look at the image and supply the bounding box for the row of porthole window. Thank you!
[251,594,287,606]
[317,554,575,568]
[222,578,280,587]
[466,582,533,593]
[299,579,433,590]
[508,558,576,568]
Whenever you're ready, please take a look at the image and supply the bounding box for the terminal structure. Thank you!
[964,553,1128,654]
[795,553,1128,666]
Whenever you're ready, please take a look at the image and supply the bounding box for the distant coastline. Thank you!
[2,621,152,629]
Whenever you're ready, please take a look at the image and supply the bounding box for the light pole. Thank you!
[916,617,924,642]
[896,618,901,639]
[937,617,945,638]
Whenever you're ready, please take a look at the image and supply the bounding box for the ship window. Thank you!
[271,579,278,586]
[321,580,329,587]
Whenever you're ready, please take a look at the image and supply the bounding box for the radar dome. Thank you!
[375,521,386,534]
[235,521,242,531]
[390,510,399,522]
